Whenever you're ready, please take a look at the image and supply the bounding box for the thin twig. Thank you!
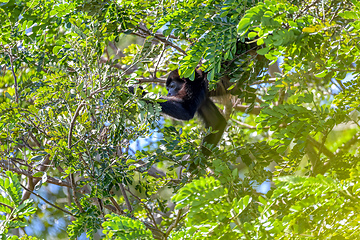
[1,44,19,102]
[20,183,74,216]
[0,202,14,211]
[234,104,262,115]
[329,2,342,23]
[135,77,166,84]
[337,133,360,157]
[155,32,180,40]
[137,24,187,55]
[251,79,277,85]
[89,57,143,98]
[9,54,19,103]
[153,39,168,78]
[125,187,159,231]
[231,119,256,129]
[307,136,336,174]
[295,0,320,20]
[89,83,116,98]
[68,102,86,148]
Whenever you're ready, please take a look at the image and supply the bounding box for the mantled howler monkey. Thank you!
[132,69,227,156]
[160,69,227,155]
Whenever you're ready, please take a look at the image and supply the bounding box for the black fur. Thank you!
[160,69,227,155]
[159,69,206,120]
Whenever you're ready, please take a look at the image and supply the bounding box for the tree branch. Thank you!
[0,162,71,188]
[119,183,133,212]
[306,136,336,174]
[22,155,51,201]
[165,209,183,238]
[109,196,126,215]
[70,173,84,212]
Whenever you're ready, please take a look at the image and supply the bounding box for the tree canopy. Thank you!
[1,0,360,239]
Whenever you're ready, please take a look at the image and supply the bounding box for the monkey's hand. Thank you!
[128,85,147,96]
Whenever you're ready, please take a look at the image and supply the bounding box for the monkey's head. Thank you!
[166,69,204,97]
[166,70,185,97]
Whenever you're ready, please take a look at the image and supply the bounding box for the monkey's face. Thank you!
[166,80,184,97]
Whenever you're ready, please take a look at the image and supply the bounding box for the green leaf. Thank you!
[248,32,257,39]
[33,171,44,178]
[315,70,328,78]
[207,68,215,81]
[257,47,269,55]
[102,214,154,240]
[0,204,12,214]
[53,46,62,55]
[303,93,313,103]
[77,81,84,92]
[237,17,251,33]
[232,168,238,179]
[30,155,44,161]
[257,38,264,46]
[302,27,316,33]
[339,11,359,19]
[353,183,360,194]
[5,92,13,100]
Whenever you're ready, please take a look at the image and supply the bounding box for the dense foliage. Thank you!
[1,0,360,239]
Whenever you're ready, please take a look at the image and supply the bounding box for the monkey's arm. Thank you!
[197,98,227,155]
[129,87,197,120]
[159,98,196,121]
